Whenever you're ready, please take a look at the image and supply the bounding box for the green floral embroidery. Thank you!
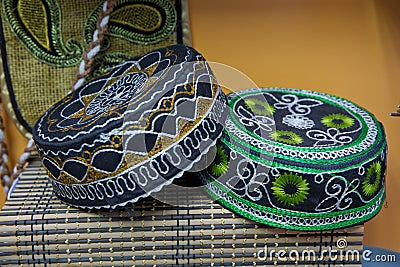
[321,113,354,129]
[362,161,381,197]
[85,0,177,45]
[244,98,275,116]
[271,173,309,206]
[2,0,83,66]
[270,130,303,145]
[209,144,229,177]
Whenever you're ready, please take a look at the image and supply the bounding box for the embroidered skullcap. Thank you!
[200,87,387,230]
[33,45,227,209]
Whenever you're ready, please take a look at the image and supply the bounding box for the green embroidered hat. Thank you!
[32,45,227,209]
[199,87,387,231]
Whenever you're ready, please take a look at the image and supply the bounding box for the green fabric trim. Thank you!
[221,135,386,174]
[228,89,381,153]
[223,132,386,167]
[204,174,385,230]
[207,173,384,218]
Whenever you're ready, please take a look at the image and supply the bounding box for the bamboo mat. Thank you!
[0,156,364,266]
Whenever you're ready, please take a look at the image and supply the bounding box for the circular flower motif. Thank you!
[86,72,148,116]
[209,144,229,177]
[244,98,275,116]
[362,161,381,197]
[271,173,309,206]
[282,115,314,129]
[270,130,303,145]
[321,113,354,129]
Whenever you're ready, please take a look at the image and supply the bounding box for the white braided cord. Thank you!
[72,1,114,91]
[1,0,116,195]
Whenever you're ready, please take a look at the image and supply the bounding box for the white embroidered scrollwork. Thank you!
[267,92,323,130]
[235,105,275,133]
[307,128,353,147]
[315,176,360,212]
[225,159,269,202]
[271,94,323,115]
[205,176,384,228]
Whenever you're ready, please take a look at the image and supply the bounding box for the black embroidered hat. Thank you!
[199,87,387,231]
[33,44,227,209]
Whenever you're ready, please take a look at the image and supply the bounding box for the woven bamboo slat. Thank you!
[0,156,363,266]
